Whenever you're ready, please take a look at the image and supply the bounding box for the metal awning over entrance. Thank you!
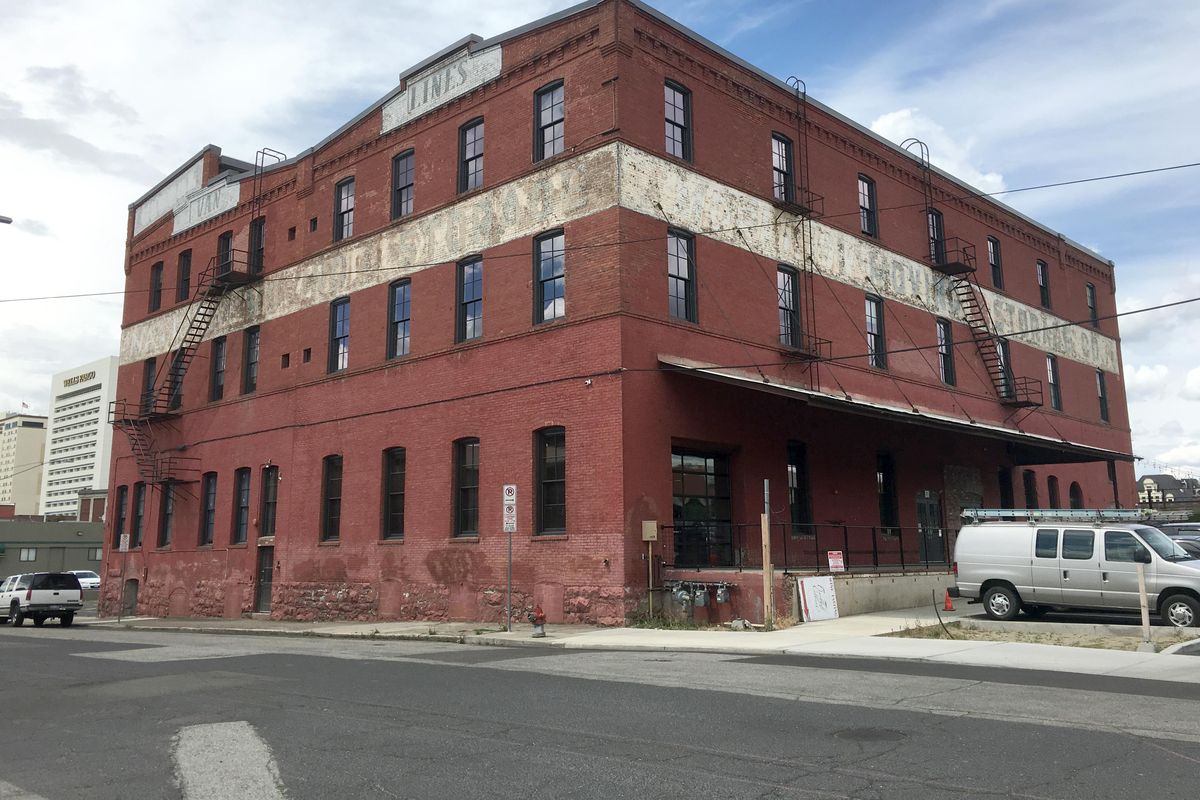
[659,356,1134,466]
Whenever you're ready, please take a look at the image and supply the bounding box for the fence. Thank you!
[658,522,954,573]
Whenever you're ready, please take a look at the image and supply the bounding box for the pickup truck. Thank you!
[0,572,84,627]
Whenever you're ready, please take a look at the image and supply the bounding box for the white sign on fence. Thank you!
[827,550,845,572]
[502,484,517,533]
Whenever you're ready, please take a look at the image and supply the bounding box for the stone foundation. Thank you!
[270,581,379,621]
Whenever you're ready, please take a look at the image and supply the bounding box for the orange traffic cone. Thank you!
[944,589,954,612]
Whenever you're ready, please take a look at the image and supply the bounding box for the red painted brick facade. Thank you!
[102,0,1134,625]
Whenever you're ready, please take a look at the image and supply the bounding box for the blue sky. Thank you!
[0,0,1196,477]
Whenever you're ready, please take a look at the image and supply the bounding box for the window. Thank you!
[534,82,564,161]
[453,438,480,537]
[217,230,233,274]
[112,485,127,547]
[388,281,411,358]
[459,119,484,192]
[333,178,354,241]
[321,455,343,541]
[1069,482,1084,509]
[176,250,192,302]
[158,482,174,548]
[536,428,566,534]
[329,298,350,371]
[877,453,899,530]
[391,150,414,219]
[382,448,406,540]
[858,175,877,237]
[140,357,156,415]
[865,295,886,369]
[148,262,163,312]
[1037,260,1051,308]
[667,230,696,322]
[243,326,260,393]
[671,450,732,566]
[131,482,146,548]
[1046,354,1062,410]
[1097,370,1110,422]
[1062,529,1095,560]
[210,336,226,401]
[777,265,800,347]
[200,472,217,545]
[1022,469,1039,509]
[1035,529,1058,558]
[260,466,279,537]
[787,442,812,532]
[997,338,1013,398]
[987,237,1003,289]
[456,258,483,342]
[664,81,691,160]
[936,318,955,386]
[249,216,265,274]
[998,468,1015,509]
[1104,530,1148,563]
[534,231,565,323]
[167,349,185,410]
[1047,475,1061,509]
[771,134,793,202]
[228,467,249,544]
[19,548,36,562]
[1086,283,1098,326]
[927,208,945,265]
[88,548,102,561]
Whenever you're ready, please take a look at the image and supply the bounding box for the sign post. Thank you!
[1136,561,1153,650]
[761,480,773,628]
[641,521,658,616]
[502,484,517,633]
[116,533,130,623]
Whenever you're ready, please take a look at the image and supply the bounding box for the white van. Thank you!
[951,512,1200,628]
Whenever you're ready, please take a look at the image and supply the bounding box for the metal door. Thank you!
[254,547,274,613]
[915,492,944,565]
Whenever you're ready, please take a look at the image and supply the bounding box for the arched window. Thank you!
[1047,476,1061,509]
[1069,482,1084,510]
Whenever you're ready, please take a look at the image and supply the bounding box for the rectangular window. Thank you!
[334,178,355,241]
[217,230,233,274]
[329,298,350,371]
[858,175,877,236]
[534,82,565,161]
[927,208,945,265]
[777,265,800,347]
[670,450,732,567]
[141,357,156,415]
[210,336,226,401]
[1097,370,1110,422]
[1086,283,1098,326]
[131,482,146,548]
[865,295,886,369]
[459,119,484,192]
[997,338,1013,398]
[231,467,250,544]
[536,428,566,534]
[936,318,956,386]
[88,548,102,561]
[158,482,174,548]
[1037,260,1051,308]
[453,438,480,537]
[877,452,899,530]
[1062,529,1095,560]
[260,466,279,536]
[667,230,696,322]
[787,442,812,532]
[771,134,793,202]
[243,326,260,393]
[167,349,185,410]
[382,447,406,540]
[1104,530,1148,563]
[534,231,565,323]
[149,262,163,312]
[1035,529,1058,558]
[200,472,217,545]
[664,81,691,160]
[391,150,414,219]
[1046,353,1062,410]
[19,548,36,562]
[987,236,1003,289]
[457,258,483,342]
[321,455,343,541]
[248,216,265,274]
[112,485,128,547]
[176,250,192,302]
[388,281,411,358]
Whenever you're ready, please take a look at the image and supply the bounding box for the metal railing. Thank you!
[658,522,955,572]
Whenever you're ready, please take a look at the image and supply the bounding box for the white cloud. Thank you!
[1125,364,1170,401]
[1184,367,1200,401]
[1152,442,1200,478]
[870,108,1006,196]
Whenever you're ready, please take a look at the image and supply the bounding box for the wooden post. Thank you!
[761,480,773,628]
[1136,561,1151,645]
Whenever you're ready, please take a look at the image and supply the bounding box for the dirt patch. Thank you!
[885,621,1191,652]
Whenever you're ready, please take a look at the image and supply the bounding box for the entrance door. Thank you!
[915,492,944,565]
[255,547,274,613]
[122,579,139,616]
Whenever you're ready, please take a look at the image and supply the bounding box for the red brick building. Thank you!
[101,0,1134,624]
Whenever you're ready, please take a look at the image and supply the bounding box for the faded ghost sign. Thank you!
[381,45,502,133]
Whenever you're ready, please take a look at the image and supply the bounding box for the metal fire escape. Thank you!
[902,138,1042,408]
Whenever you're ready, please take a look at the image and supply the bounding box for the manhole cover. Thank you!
[833,728,907,742]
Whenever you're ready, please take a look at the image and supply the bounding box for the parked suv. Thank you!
[0,572,84,627]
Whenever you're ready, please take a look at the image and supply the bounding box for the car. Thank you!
[0,572,84,627]
[1174,538,1200,559]
[1158,522,1200,538]
[67,570,101,590]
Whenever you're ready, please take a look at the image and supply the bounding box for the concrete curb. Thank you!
[1160,637,1200,656]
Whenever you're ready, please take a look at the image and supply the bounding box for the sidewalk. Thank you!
[83,606,1200,683]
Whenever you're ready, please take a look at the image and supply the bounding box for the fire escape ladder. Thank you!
[150,257,233,413]
[109,400,162,482]
[950,275,1043,408]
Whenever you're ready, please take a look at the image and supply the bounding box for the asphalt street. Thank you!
[0,625,1197,799]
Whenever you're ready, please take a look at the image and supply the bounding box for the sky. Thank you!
[0,0,1197,479]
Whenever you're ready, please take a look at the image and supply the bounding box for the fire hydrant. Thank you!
[527,605,547,638]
